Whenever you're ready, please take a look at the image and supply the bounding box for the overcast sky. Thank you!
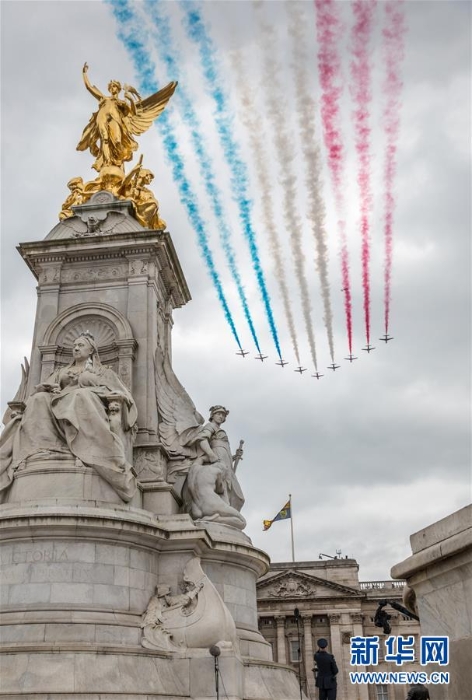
[1,0,470,580]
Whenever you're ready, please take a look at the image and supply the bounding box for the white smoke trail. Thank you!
[287,1,335,362]
[254,1,319,370]
[229,49,301,365]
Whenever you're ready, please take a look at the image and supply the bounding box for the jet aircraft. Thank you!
[276,359,289,368]
[294,366,307,374]
[236,349,249,358]
[312,372,324,380]
[328,363,340,371]
[254,353,268,362]
[379,334,394,343]
[344,354,358,363]
[362,344,375,353]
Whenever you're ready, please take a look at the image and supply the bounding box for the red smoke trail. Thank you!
[351,0,376,345]
[315,0,353,354]
[382,0,406,334]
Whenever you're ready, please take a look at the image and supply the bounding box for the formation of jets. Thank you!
[234,335,394,375]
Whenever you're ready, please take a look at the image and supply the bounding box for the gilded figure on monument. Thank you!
[59,177,86,220]
[58,64,175,228]
[122,157,167,230]
[77,63,177,173]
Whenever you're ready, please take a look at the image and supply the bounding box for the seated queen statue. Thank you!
[0,332,137,502]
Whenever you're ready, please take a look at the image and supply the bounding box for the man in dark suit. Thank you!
[313,638,338,700]
[406,685,430,700]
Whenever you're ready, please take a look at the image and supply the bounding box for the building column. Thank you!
[302,613,316,699]
[350,612,369,700]
[329,612,345,700]
[275,614,287,665]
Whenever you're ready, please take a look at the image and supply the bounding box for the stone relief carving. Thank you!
[118,363,132,390]
[58,210,127,237]
[342,631,352,644]
[59,318,117,349]
[134,448,165,482]
[155,343,246,529]
[129,259,149,276]
[61,264,127,283]
[266,577,313,598]
[39,267,61,284]
[141,557,238,652]
[351,612,363,624]
[0,332,137,503]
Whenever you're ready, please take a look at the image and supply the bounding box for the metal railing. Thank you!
[359,580,405,590]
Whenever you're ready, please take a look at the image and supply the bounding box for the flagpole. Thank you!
[289,494,295,562]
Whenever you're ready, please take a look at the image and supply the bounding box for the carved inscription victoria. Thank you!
[1,547,69,564]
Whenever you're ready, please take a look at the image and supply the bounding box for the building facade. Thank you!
[257,560,422,700]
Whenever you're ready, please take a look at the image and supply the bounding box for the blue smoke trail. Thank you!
[107,0,242,350]
[145,0,261,354]
[180,1,282,359]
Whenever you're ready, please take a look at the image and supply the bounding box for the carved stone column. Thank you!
[38,344,59,382]
[126,254,152,438]
[28,263,62,391]
[350,612,369,700]
[275,615,287,665]
[328,612,345,700]
[302,613,316,698]
[115,337,137,392]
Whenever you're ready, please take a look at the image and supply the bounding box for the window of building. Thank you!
[375,685,389,700]
[289,639,301,662]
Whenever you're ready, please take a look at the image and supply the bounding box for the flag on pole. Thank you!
[263,499,291,531]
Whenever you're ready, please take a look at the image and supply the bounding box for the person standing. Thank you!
[313,638,338,700]
[406,684,430,700]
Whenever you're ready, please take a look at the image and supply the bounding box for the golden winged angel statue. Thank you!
[77,63,177,173]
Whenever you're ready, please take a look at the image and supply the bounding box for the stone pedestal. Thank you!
[0,502,303,698]
[391,505,472,700]
[1,194,304,698]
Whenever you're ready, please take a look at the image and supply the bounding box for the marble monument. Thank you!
[0,65,303,699]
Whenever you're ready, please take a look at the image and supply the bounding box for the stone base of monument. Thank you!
[6,454,143,508]
[0,503,303,699]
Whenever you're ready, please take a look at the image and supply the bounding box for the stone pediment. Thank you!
[257,570,363,600]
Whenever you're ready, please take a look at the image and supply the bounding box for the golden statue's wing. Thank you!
[125,81,178,136]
